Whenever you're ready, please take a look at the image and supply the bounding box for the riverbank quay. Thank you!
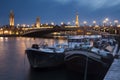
[104,49,120,80]
[0,34,21,37]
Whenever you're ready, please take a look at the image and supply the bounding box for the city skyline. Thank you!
[0,0,120,26]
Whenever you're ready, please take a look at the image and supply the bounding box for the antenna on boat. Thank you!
[84,53,88,80]
[39,39,44,46]
[67,35,70,48]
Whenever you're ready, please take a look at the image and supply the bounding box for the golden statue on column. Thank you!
[36,17,40,28]
[9,10,14,27]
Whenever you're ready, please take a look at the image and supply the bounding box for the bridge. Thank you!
[21,26,120,37]
[0,25,119,37]
[22,27,78,37]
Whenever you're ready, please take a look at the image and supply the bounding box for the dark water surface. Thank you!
[0,37,110,80]
[0,37,76,80]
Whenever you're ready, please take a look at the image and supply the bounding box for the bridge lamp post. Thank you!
[114,20,118,26]
[83,21,87,26]
[72,20,75,26]
[102,20,106,32]
[93,21,96,27]
[114,20,118,34]
[83,21,87,35]
[61,22,64,26]
[17,24,20,28]
[31,24,34,28]
[105,18,109,22]
[0,28,3,34]
[109,22,112,27]
[22,24,26,27]
[46,23,48,26]
[103,20,106,27]
[105,18,109,26]
[109,22,113,33]
[51,22,54,26]
[27,25,30,27]
[40,24,42,26]
[67,22,71,25]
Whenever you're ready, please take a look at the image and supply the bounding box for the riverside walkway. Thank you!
[104,49,120,80]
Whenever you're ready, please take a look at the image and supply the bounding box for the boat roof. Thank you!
[65,50,101,60]
[68,35,102,39]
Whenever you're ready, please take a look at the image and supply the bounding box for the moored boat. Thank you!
[64,36,117,79]
[26,43,68,68]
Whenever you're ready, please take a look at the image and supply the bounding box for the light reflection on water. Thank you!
[0,37,69,80]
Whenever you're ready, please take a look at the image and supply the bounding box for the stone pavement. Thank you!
[104,49,120,80]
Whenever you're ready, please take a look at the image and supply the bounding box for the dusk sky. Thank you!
[0,0,120,25]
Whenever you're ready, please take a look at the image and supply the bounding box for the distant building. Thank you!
[75,14,79,27]
[36,17,40,28]
[9,10,14,27]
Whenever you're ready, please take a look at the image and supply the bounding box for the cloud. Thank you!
[53,0,71,4]
[89,0,120,9]
[53,0,120,10]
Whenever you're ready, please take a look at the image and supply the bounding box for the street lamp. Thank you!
[114,20,118,26]
[46,23,48,26]
[114,20,118,34]
[103,18,109,26]
[27,25,30,27]
[22,24,26,27]
[51,22,54,26]
[103,20,106,27]
[93,21,96,26]
[61,22,64,25]
[105,18,109,22]
[17,24,20,26]
[109,22,112,26]
[67,22,71,25]
[83,21,87,35]
[83,21,87,26]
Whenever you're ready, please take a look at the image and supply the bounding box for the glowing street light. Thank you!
[103,20,106,23]
[17,24,20,28]
[103,20,106,26]
[83,21,87,35]
[109,22,112,25]
[22,24,26,27]
[93,21,96,24]
[103,18,109,26]
[61,22,64,25]
[114,20,118,26]
[67,22,71,25]
[27,25,30,27]
[46,23,48,26]
[105,18,109,22]
[93,21,96,26]
[17,24,20,26]
[51,22,54,25]
[83,21,87,26]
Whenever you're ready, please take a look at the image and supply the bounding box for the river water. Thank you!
[0,37,75,80]
[0,37,108,80]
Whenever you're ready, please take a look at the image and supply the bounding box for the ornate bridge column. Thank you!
[9,10,14,28]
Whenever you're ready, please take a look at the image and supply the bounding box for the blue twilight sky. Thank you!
[0,0,120,26]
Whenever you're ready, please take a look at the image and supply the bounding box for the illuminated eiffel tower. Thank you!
[75,13,79,27]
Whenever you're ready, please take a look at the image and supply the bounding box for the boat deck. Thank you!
[104,49,120,80]
[65,50,101,59]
